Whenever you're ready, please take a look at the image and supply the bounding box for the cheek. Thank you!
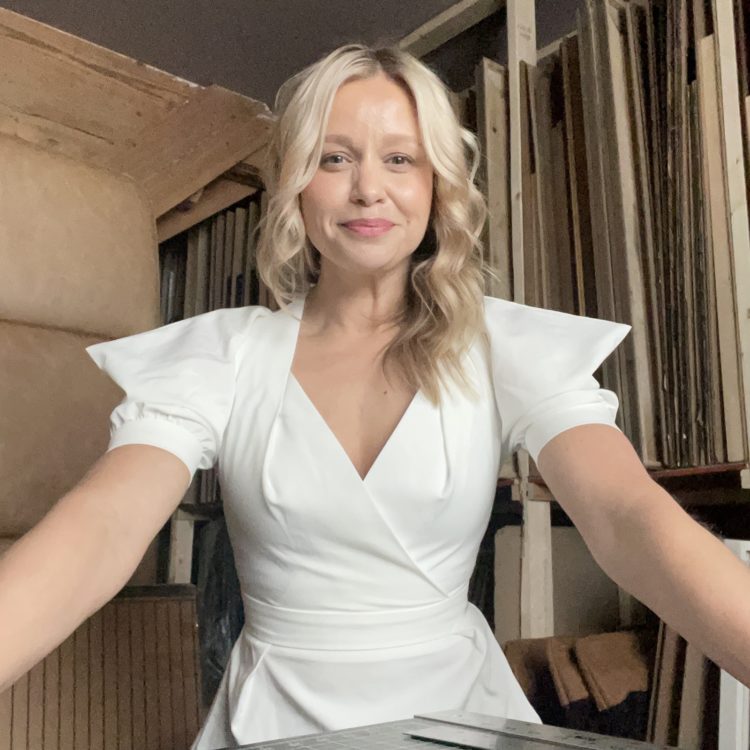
[301,175,347,221]
[396,178,433,221]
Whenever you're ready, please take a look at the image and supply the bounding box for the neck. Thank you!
[304,265,409,336]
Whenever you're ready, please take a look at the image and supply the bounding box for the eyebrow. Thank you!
[324,134,422,149]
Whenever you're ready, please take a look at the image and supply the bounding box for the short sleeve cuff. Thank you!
[525,403,621,464]
[107,418,205,478]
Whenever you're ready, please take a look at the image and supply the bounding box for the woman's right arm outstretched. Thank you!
[0,444,191,693]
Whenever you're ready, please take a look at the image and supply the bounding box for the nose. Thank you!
[350,157,385,206]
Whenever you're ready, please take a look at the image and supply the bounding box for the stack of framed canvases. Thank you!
[400,0,750,649]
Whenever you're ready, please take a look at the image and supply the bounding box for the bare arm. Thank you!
[537,423,750,687]
[0,444,191,693]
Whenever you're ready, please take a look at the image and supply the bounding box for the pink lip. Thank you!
[341,219,394,237]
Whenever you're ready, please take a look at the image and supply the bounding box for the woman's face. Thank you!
[299,72,434,282]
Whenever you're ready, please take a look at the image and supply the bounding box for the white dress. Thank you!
[85,294,630,750]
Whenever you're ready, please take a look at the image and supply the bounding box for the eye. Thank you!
[388,154,414,166]
[321,153,349,166]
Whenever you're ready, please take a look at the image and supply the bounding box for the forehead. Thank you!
[326,73,421,139]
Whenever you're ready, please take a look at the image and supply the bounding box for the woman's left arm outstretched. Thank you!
[537,422,750,687]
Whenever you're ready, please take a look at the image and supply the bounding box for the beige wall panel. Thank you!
[0,321,123,535]
[0,134,159,338]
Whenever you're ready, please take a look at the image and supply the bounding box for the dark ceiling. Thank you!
[0,0,466,106]
[0,1,581,108]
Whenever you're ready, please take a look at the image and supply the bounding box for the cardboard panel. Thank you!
[0,134,159,338]
[0,321,122,535]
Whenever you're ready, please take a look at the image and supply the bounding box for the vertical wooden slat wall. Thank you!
[0,588,200,750]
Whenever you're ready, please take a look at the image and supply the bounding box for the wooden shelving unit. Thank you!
[403,0,750,638]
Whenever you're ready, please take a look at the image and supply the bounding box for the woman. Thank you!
[1,44,749,749]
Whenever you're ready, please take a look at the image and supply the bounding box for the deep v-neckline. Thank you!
[286,293,421,484]
[287,373,420,483]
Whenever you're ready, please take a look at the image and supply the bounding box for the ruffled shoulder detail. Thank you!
[86,306,269,476]
[483,297,631,463]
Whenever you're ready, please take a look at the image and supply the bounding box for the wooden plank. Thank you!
[534,60,573,313]
[155,602,174,750]
[561,36,596,318]
[701,85,727,464]
[697,35,747,463]
[692,46,706,464]
[0,683,10,750]
[601,0,658,464]
[448,88,472,125]
[529,62,553,309]
[168,601,187,750]
[508,0,551,639]
[0,8,193,170]
[652,625,685,745]
[168,515,195,584]
[520,493,554,637]
[232,205,248,307]
[196,222,211,314]
[399,0,504,58]
[243,199,261,307]
[223,209,236,308]
[108,84,270,217]
[675,0,691,466]
[42,647,60,750]
[550,121,576,314]
[184,228,199,318]
[508,0,536,304]
[116,602,133,750]
[712,0,750,469]
[208,218,217,313]
[58,632,75,750]
[663,0,681,465]
[520,62,539,308]
[73,619,89,750]
[26,657,44,749]
[180,600,201,743]
[475,58,512,299]
[626,2,668,464]
[646,622,666,739]
[633,0,671,463]
[213,214,226,313]
[678,643,709,750]
[10,671,28,750]
[142,600,160,750]
[259,190,277,310]
[102,605,118,750]
[599,0,646,456]
[578,2,624,412]
[194,174,252,256]
[130,603,147,750]
[88,609,104,750]
[225,161,263,189]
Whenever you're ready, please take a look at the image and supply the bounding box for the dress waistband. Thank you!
[241,586,470,651]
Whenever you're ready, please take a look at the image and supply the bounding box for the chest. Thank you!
[291,333,417,481]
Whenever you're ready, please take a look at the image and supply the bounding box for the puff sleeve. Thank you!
[85,308,256,477]
[484,296,632,463]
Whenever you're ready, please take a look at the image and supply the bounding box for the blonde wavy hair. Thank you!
[256,43,491,404]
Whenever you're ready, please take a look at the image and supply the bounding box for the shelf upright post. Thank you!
[508,0,554,638]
